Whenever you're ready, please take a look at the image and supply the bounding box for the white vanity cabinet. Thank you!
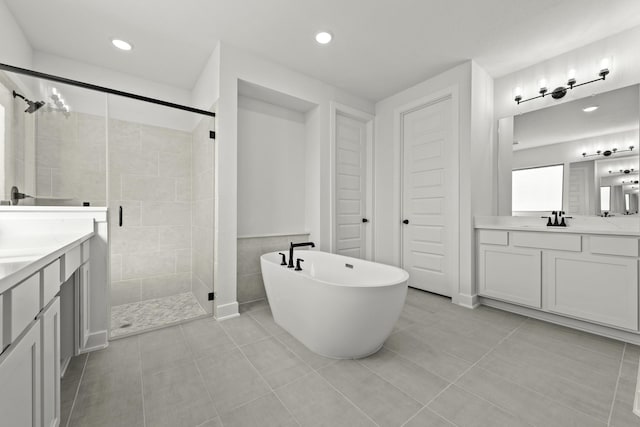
[478,244,542,308]
[545,250,638,330]
[0,316,42,427]
[41,297,60,427]
[0,234,92,427]
[476,227,640,335]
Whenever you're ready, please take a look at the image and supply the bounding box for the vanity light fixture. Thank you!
[583,146,634,158]
[315,31,332,44]
[514,57,612,104]
[111,38,133,51]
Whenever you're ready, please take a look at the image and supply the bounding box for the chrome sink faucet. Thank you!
[288,242,315,268]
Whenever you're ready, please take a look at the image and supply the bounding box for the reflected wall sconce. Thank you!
[583,146,634,158]
[514,57,612,104]
[608,168,636,174]
[50,87,70,117]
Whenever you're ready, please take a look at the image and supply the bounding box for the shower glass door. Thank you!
[107,95,215,337]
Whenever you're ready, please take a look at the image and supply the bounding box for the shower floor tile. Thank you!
[111,292,207,338]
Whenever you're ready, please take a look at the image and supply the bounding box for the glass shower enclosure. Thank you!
[0,64,216,338]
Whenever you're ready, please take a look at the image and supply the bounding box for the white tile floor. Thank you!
[64,288,640,427]
[110,292,207,337]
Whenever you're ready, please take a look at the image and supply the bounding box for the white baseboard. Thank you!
[215,301,239,321]
[455,293,479,309]
[79,330,108,354]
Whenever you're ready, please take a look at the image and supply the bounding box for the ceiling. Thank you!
[514,84,640,150]
[5,0,640,102]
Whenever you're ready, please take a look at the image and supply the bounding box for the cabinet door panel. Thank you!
[545,253,638,330]
[478,245,542,308]
[0,318,41,427]
[41,298,60,427]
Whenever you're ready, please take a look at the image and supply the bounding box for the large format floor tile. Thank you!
[62,288,640,427]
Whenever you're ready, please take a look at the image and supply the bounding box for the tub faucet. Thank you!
[289,242,315,268]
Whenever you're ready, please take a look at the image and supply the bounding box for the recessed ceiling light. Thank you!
[583,105,599,112]
[111,38,133,51]
[315,31,332,44]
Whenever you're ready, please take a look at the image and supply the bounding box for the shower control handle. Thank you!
[402,219,409,224]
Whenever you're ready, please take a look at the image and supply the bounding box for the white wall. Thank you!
[495,26,640,121]
[191,44,220,111]
[237,95,307,237]
[0,0,33,95]
[214,42,374,318]
[373,60,494,307]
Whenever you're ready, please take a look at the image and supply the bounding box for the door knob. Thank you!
[362,218,369,223]
[402,219,409,224]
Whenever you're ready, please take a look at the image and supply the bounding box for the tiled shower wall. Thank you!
[191,116,215,313]
[108,119,193,306]
[36,110,107,206]
[237,233,310,303]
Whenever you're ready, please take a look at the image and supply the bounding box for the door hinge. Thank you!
[209,130,215,140]
[208,292,215,301]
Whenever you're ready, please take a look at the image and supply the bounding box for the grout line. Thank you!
[393,305,517,427]
[217,319,301,426]
[137,336,146,427]
[418,317,530,425]
[453,318,611,426]
[313,368,382,427]
[234,339,302,425]
[65,353,89,427]
[182,324,225,427]
[607,343,626,426]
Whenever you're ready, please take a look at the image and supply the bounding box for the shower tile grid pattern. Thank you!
[110,292,206,337]
[109,118,194,307]
[63,288,640,427]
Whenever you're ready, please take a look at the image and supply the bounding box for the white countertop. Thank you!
[475,216,640,237]
[0,218,95,294]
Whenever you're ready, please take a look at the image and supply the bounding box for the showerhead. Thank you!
[26,100,45,114]
[12,90,45,114]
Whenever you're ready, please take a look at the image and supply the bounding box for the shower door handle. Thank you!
[119,206,123,227]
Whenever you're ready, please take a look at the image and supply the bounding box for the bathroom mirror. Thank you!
[498,83,640,216]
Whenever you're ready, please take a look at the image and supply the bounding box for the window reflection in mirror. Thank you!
[600,186,611,212]
[499,83,640,216]
[512,164,563,212]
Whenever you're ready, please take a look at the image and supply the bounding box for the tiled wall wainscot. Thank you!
[237,233,310,303]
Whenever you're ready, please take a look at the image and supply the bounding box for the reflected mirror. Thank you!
[498,84,640,216]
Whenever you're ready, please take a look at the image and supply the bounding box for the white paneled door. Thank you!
[335,113,368,259]
[401,96,456,296]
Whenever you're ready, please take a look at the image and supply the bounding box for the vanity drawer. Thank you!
[41,259,61,308]
[5,273,40,343]
[511,232,581,252]
[590,236,640,257]
[62,245,81,282]
[478,230,508,246]
[81,239,90,263]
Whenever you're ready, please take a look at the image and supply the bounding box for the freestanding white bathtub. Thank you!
[260,250,409,359]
